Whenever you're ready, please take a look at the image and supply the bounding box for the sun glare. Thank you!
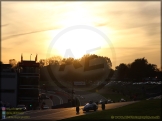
[53,29,106,59]
[60,3,93,26]
[47,3,110,59]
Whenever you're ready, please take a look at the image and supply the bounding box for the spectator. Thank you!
[76,106,79,114]
[101,102,105,110]
[75,98,80,114]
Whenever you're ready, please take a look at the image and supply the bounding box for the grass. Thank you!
[95,85,133,102]
[59,99,161,120]
[96,83,161,102]
[98,93,130,102]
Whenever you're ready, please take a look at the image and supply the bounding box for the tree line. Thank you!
[39,55,161,83]
[1,55,161,82]
[115,57,161,82]
[41,54,113,84]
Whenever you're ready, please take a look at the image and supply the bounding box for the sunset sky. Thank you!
[1,1,161,69]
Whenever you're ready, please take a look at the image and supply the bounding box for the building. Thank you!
[0,64,18,107]
[17,55,40,109]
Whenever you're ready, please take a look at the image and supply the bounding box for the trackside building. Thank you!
[17,55,40,109]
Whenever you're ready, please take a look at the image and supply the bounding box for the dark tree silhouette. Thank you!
[59,54,113,85]
[116,63,129,81]
[130,58,148,81]
[39,59,45,67]
[43,56,62,66]
[108,68,115,79]
[115,57,159,82]
[9,59,17,68]
[145,64,158,78]
[0,61,3,65]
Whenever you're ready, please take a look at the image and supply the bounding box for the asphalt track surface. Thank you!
[4,101,138,121]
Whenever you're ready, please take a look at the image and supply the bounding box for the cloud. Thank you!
[1,2,69,40]
[1,24,9,27]
[1,1,160,68]
[93,2,160,36]
[1,47,12,51]
[1,27,61,41]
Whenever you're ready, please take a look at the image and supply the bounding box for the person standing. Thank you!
[76,106,79,114]
[75,98,80,114]
[101,102,105,110]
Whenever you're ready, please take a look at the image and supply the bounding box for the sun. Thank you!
[47,3,109,59]
[53,29,106,59]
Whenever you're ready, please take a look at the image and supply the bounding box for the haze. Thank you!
[1,1,161,69]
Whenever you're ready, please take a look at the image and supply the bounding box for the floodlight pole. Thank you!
[30,54,32,61]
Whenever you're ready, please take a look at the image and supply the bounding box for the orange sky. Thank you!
[1,1,161,69]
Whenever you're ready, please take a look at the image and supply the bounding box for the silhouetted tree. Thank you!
[39,59,45,67]
[145,64,158,78]
[130,58,148,81]
[59,54,113,84]
[116,57,159,82]
[44,56,62,66]
[108,68,115,79]
[115,63,129,81]
[104,57,112,68]
[9,59,17,68]
[60,69,83,83]
[65,57,74,65]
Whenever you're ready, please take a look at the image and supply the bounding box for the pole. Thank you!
[30,54,32,61]
[72,80,73,107]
